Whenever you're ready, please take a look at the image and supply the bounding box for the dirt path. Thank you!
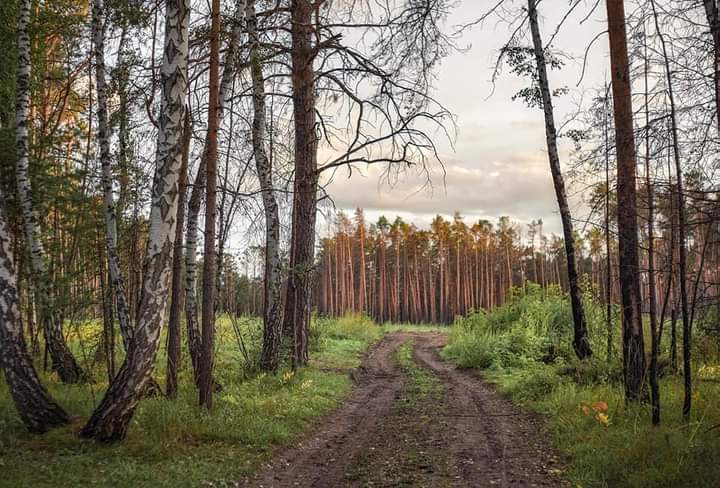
[245,332,563,487]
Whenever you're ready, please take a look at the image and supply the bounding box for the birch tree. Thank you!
[247,0,283,372]
[92,0,133,351]
[80,0,190,441]
[14,0,84,384]
[0,187,69,434]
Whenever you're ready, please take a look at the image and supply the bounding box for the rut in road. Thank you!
[245,332,563,487]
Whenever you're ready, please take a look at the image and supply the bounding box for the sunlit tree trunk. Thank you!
[80,0,190,441]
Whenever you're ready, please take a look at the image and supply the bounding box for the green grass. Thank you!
[0,314,383,487]
[442,285,720,488]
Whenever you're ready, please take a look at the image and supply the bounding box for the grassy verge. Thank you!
[442,285,720,488]
[0,315,383,487]
[347,341,452,486]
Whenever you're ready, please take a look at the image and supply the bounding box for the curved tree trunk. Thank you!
[92,0,133,352]
[80,0,190,442]
[247,0,283,372]
[14,0,84,384]
[0,188,69,434]
[184,0,247,382]
[528,0,592,359]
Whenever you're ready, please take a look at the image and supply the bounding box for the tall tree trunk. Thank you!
[0,188,69,434]
[703,0,720,136]
[80,0,189,441]
[606,0,646,402]
[283,0,318,367]
[166,112,191,398]
[528,0,591,359]
[14,0,84,384]
[199,0,221,409]
[649,0,691,419]
[249,0,283,372]
[643,26,660,424]
[604,83,613,362]
[92,0,133,351]
[184,0,247,382]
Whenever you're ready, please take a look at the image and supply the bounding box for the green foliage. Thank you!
[0,315,383,487]
[443,282,720,488]
[443,284,575,369]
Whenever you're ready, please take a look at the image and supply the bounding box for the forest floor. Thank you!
[245,332,564,487]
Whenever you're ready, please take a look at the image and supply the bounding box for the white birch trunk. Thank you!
[14,0,84,383]
[80,0,190,441]
[92,0,133,351]
[0,186,69,433]
[247,0,283,371]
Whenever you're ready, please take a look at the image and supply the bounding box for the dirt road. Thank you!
[246,332,563,487]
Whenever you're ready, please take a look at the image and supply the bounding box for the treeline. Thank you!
[315,197,720,335]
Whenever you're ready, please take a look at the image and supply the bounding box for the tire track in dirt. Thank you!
[245,332,563,487]
[412,332,563,487]
[246,333,410,488]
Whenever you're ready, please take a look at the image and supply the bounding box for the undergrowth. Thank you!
[442,283,720,488]
[0,314,382,487]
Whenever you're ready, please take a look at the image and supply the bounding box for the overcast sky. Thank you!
[322,1,609,237]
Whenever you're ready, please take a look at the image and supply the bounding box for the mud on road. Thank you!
[246,332,563,488]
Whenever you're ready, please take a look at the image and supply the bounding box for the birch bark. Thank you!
[92,0,133,351]
[246,0,283,372]
[0,187,69,434]
[15,0,84,383]
[80,0,190,441]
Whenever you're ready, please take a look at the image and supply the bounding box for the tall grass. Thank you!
[442,282,720,488]
[0,314,383,487]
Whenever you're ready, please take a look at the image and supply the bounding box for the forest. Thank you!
[0,0,719,487]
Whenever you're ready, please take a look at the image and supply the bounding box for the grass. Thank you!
[442,284,720,488]
[0,314,383,487]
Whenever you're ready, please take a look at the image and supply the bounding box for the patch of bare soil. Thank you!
[244,332,564,488]
[412,333,564,487]
[246,333,409,488]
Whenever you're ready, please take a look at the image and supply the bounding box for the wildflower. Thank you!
[592,401,608,413]
[596,412,610,426]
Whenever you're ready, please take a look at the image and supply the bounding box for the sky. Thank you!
[322,0,609,237]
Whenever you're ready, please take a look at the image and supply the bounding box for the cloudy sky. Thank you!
[322,1,609,236]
